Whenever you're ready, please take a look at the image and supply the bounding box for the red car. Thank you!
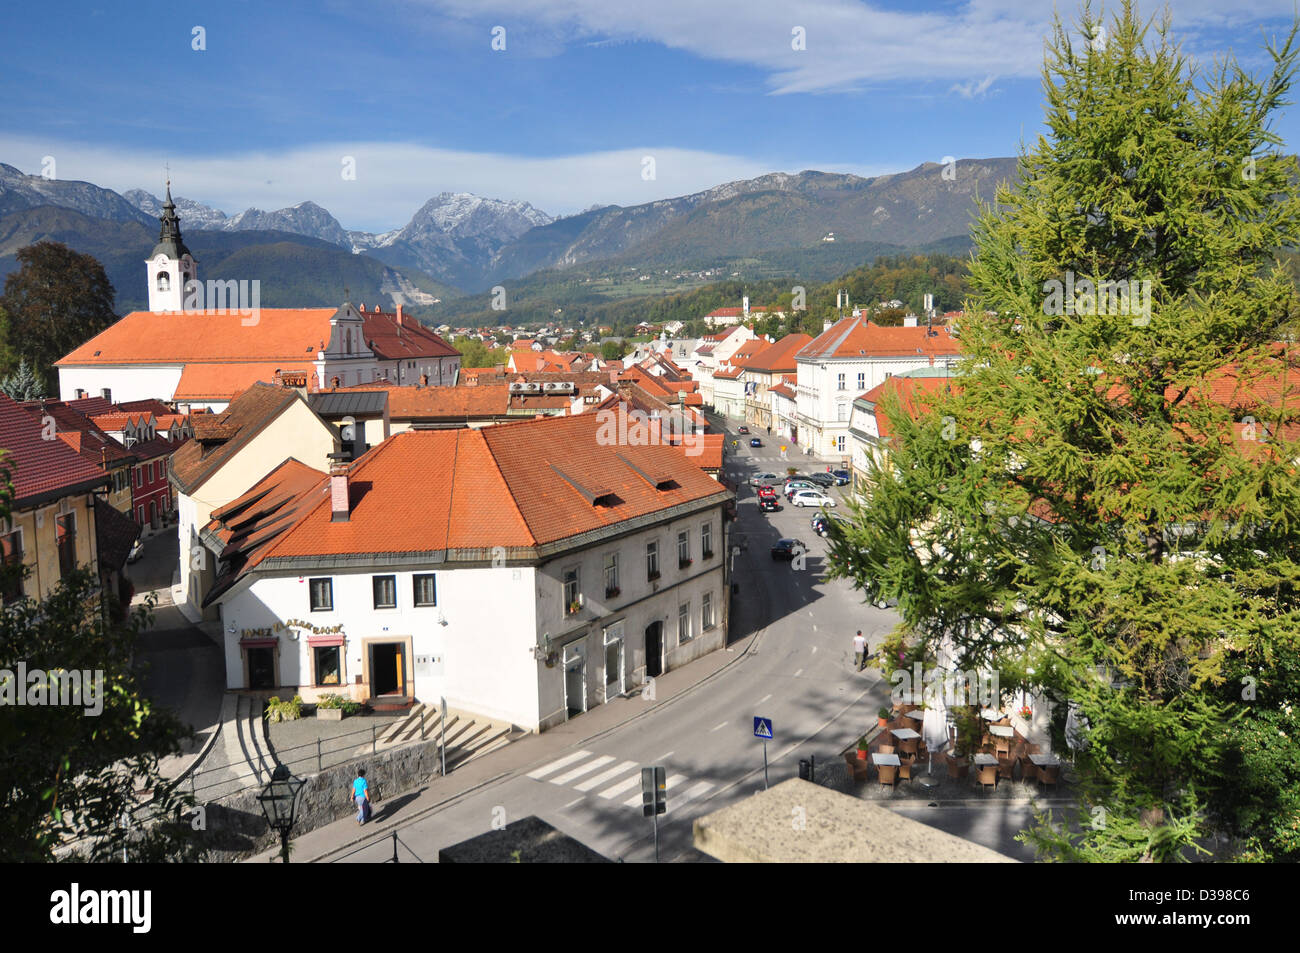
[757,484,776,500]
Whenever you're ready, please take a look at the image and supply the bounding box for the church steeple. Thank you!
[145,178,197,312]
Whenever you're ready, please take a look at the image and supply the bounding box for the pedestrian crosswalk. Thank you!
[526,749,715,814]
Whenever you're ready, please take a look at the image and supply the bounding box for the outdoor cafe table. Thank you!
[973,753,999,766]
[981,709,1004,721]
[989,725,1015,738]
[1029,754,1061,767]
[872,753,902,766]
[891,728,921,741]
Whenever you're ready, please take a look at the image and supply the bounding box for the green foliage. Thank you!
[0,358,45,400]
[452,337,509,369]
[825,1,1300,861]
[315,693,362,715]
[600,338,629,361]
[0,547,203,860]
[0,240,117,390]
[264,695,304,723]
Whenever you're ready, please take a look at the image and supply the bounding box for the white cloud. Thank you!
[0,134,896,231]
[951,74,997,100]
[407,0,1300,93]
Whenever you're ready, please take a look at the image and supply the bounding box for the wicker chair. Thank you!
[946,755,969,780]
[878,763,897,788]
[845,752,869,783]
[977,763,998,792]
[1020,757,1038,785]
[1037,763,1060,792]
[899,737,920,760]
[994,738,1011,760]
[878,744,896,755]
[997,757,1015,781]
[897,758,914,782]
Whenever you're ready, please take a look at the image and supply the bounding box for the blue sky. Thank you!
[3,0,1300,230]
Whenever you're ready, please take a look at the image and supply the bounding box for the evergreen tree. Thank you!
[827,1,1300,861]
[0,359,46,401]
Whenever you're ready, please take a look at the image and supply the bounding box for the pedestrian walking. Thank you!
[853,630,866,671]
[352,768,371,824]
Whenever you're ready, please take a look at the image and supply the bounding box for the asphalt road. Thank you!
[332,418,1038,862]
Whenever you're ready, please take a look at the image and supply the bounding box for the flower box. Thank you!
[317,707,344,721]
[605,587,621,598]
[679,558,693,569]
[702,550,714,560]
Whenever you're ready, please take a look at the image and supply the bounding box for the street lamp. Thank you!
[257,764,305,863]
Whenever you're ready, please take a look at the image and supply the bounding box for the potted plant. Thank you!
[856,736,870,760]
[264,695,303,724]
[878,707,891,727]
[1018,704,1033,720]
[567,599,581,615]
[316,692,356,721]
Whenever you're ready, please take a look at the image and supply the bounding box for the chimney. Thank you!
[395,304,404,328]
[328,454,351,522]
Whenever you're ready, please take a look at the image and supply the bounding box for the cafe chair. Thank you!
[1037,763,1059,793]
[897,758,914,783]
[1020,758,1038,785]
[877,764,897,788]
[946,755,969,780]
[977,764,998,793]
[878,744,896,755]
[997,758,1015,782]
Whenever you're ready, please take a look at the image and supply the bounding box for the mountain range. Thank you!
[0,156,1017,312]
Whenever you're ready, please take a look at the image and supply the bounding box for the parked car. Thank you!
[737,425,750,435]
[770,538,807,560]
[749,472,781,487]
[783,480,817,499]
[127,538,144,563]
[749,437,763,448]
[759,497,782,513]
[806,472,836,488]
[812,513,847,536]
[756,484,777,500]
[832,469,851,485]
[791,490,836,508]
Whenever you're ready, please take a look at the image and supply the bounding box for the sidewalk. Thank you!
[246,625,762,863]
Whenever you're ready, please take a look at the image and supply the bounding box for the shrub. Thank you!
[264,695,303,723]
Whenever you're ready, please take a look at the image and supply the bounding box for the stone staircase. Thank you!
[375,702,515,769]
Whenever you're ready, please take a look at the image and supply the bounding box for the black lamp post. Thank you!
[257,764,305,863]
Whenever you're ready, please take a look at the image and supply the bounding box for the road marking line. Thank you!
[758,694,771,705]
[794,668,803,677]
[526,750,590,779]
[710,721,728,732]
[811,645,818,653]
[668,780,715,813]
[550,754,614,785]
[575,759,638,792]
[653,751,674,762]
[625,772,685,808]
[599,774,642,800]
[563,797,583,809]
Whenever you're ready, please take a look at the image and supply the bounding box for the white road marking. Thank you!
[668,780,715,813]
[575,759,638,792]
[710,721,729,732]
[811,645,818,654]
[526,750,590,780]
[599,774,642,800]
[563,797,583,809]
[550,754,614,785]
[653,751,674,762]
[794,668,803,677]
[625,772,685,808]
[758,694,771,705]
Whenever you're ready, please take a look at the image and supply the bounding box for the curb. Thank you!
[282,626,768,864]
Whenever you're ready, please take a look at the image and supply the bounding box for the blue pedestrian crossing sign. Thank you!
[753,716,773,740]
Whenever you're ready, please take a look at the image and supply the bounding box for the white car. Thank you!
[783,480,816,497]
[791,490,835,508]
[127,538,144,563]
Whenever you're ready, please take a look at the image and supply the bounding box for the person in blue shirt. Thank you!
[352,768,370,824]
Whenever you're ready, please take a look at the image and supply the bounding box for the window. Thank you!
[309,577,333,611]
[837,372,846,390]
[677,530,691,568]
[646,541,660,580]
[701,522,714,558]
[838,403,848,422]
[147,462,155,483]
[314,646,342,686]
[836,435,846,453]
[157,272,170,291]
[2,528,24,604]
[75,389,86,399]
[702,592,714,630]
[563,567,581,614]
[56,513,76,578]
[413,574,437,607]
[678,601,692,644]
[372,574,396,609]
[604,552,620,597]
[857,372,865,390]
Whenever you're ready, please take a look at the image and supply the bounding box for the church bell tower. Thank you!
[145,182,197,312]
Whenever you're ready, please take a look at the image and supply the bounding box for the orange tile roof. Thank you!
[170,383,306,493]
[58,309,336,365]
[731,333,813,373]
[173,363,300,401]
[205,413,731,583]
[860,376,955,439]
[800,316,961,361]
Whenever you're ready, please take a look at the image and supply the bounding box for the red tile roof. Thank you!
[731,334,813,373]
[860,376,955,439]
[0,395,109,506]
[169,383,309,493]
